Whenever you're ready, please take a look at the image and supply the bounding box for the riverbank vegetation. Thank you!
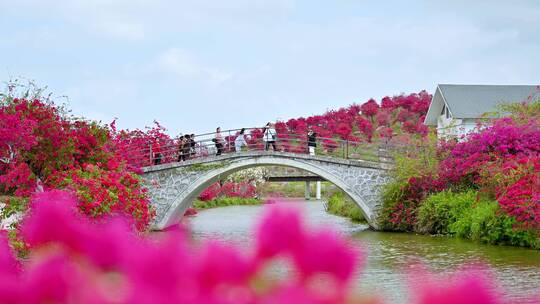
[193,197,261,209]
[379,101,540,249]
[326,191,366,223]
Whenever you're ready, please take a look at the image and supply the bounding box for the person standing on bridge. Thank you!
[214,127,224,156]
[307,129,317,155]
[190,134,196,157]
[177,135,187,162]
[263,122,277,151]
[235,128,247,153]
[152,140,162,165]
[182,134,192,161]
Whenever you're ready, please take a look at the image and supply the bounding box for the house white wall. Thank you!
[437,117,484,139]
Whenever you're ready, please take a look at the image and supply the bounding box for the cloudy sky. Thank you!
[1,0,539,135]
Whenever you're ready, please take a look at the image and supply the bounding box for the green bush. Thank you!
[450,200,540,249]
[193,197,261,209]
[326,191,365,223]
[416,190,476,234]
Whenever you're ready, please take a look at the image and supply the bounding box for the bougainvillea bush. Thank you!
[47,164,153,230]
[0,95,154,230]
[266,91,432,153]
[2,190,536,303]
[380,102,540,248]
[198,182,257,202]
[109,120,176,171]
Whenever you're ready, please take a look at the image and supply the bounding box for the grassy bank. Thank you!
[415,190,540,248]
[193,197,262,210]
[259,181,334,198]
[326,191,366,223]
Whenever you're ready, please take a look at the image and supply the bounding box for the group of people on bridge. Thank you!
[212,123,317,156]
[150,124,318,165]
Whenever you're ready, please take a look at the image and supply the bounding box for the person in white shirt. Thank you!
[235,128,247,153]
[263,122,277,151]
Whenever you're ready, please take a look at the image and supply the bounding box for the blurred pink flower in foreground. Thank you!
[0,191,537,303]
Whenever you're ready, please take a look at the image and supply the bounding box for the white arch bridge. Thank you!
[141,151,392,230]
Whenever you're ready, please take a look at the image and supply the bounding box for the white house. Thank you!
[424,84,539,138]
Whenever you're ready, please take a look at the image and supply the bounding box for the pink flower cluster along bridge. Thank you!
[137,128,395,230]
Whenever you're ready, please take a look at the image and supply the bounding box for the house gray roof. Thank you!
[424,84,539,125]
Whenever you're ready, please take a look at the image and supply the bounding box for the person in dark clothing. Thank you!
[214,127,224,156]
[190,134,196,157]
[213,138,224,156]
[152,141,162,165]
[307,130,317,155]
[177,135,186,162]
[182,134,192,161]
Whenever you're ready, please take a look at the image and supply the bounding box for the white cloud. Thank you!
[153,48,233,85]
[1,0,292,40]
[90,19,145,41]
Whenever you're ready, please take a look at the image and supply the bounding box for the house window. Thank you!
[440,105,451,119]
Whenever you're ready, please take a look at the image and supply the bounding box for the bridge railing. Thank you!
[129,127,398,167]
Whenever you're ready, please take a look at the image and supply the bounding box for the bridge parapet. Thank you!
[130,127,398,169]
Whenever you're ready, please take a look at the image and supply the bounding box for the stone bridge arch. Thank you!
[141,152,390,230]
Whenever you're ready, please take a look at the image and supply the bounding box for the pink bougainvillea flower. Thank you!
[411,271,501,304]
[194,240,255,289]
[292,229,362,285]
[20,190,90,251]
[0,232,20,302]
[255,205,306,259]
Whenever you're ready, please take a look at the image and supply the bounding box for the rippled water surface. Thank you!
[185,199,540,303]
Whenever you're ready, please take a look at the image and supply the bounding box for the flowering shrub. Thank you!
[495,157,540,229]
[198,182,257,202]
[381,103,540,244]
[360,98,379,121]
[198,183,221,201]
[376,111,390,126]
[0,162,35,197]
[109,120,176,170]
[438,117,540,187]
[253,91,432,154]
[0,106,37,161]
[47,164,153,230]
[0,96,154,230]
[383,175,445,231]
[357,118,374,142]
[437,117,540,230]
[0,190,533,303]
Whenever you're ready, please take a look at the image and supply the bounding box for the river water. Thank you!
[185,199,540,303]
